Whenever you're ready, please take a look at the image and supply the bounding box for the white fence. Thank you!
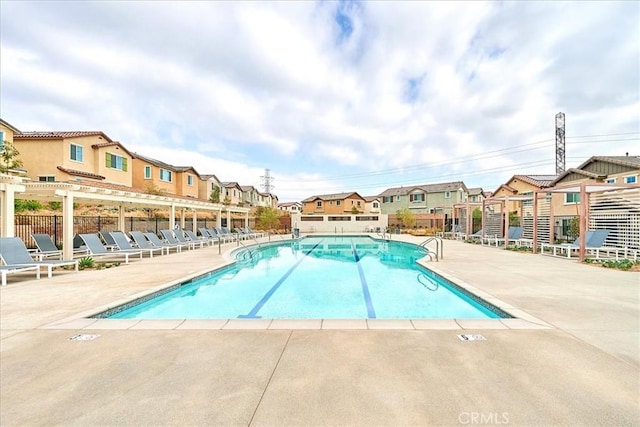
[291,214,388,234]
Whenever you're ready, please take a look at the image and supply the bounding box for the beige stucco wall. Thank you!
[92,145,133,186]
[175,170,199,199]
[199,177,221,201]
[13,139,66,181]
[131,159,177,195]
[0,124,16,143]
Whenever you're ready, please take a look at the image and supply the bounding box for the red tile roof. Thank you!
[15,131,113,141]
[57,167,105,180]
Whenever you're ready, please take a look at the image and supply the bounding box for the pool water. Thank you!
[108,236,509,319]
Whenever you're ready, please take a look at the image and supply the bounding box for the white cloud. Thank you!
[1,1,638,202]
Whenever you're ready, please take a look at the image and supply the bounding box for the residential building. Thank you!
[364,196,381,214]
[301,192,367,214]
[378,181,469,215]
[467,187,487,203]
[221,182,244,206]
[131,153,199,198]
[13,131,134,186]
[278,202,302,213]
[199,174,222,202]
[241,185,261,207]
[0,118,20,147]
[491,175,557,216]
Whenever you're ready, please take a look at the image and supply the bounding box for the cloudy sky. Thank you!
[1,1,638,202]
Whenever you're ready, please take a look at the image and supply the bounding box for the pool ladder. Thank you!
[417,273,439,291]
[418,236,443,261]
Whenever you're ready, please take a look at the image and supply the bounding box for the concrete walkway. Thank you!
[1,235,638,426]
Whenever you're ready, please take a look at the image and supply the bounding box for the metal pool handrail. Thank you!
[419,236,443,261]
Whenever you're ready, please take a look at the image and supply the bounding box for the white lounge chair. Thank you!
[31,233,89,260]
[109,231,165,258]
[540,230,610,258]
[77,233,143,264]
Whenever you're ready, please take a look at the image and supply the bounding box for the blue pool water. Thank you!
[106,236,509,319]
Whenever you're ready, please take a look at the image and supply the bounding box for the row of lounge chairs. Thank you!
[1,227,268,285]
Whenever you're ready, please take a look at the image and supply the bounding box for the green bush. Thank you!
[15,200,43,212]
[78,257,95,269]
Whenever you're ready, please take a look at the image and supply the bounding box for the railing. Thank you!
[419,236,443,261]
[417,273,439,291]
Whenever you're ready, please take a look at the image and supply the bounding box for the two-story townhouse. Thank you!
[364,196,381,214]
[301,192,367,214]
[278,202,302,213]
[132,153,177,196]
[547,155,640,237]
[378,181,468,215]
[13,131,134,186]
[240,185,260,207]
[467,188,487,203]
[221,182,244,206]
[199,174,222,202]
[0,119,24,175]
[491,175,557,217]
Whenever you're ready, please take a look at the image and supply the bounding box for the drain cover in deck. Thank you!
[68,334,101,341]
[457,334,486,341]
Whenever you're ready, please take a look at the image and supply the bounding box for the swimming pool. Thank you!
[104,236,511,320]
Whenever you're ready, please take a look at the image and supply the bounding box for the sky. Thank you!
[1,1,638,202]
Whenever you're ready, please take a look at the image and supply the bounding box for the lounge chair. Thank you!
[98,231,119,250]
[0,265,41,286]
[210,228,234,243]
[0,237,78,279]
[31,233,89,260]
[77,233,143,264]
[246,226,266,238]
[159,229,195,250]
[215,227,239,242]
[540,230,610,258]
[488,227,524,247]
[129,231,171,255]
[143,232,183,253]
[199,227,219,243]
[235,227,252,240]
[109,231,165,258]
[184,230,209,247]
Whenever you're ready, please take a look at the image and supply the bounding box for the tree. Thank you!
[209,187,220,203]
[257,207,280,230]
[0,140,23,173]
[222,196,231,206]
[350,206,360,214]
[396,208,416,229]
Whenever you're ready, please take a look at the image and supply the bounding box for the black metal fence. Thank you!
[15,215,228,248]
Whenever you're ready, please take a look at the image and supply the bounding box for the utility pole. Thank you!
[261,168,274,193]
[555,112,566,175]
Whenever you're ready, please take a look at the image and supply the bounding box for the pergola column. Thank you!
[61,192,75,260]
[0,185,17,237]
[216,209,222,228]
[192,209,197,232]
[118,205,125,231]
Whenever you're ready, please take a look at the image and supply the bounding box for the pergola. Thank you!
[0,175,250,259]
[532,182,640,261]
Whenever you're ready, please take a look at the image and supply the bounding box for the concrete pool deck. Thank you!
[1,234,638,425]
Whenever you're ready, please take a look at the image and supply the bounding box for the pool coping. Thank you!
[39,238,554,331]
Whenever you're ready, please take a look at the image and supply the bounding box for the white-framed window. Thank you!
[565,193,580,204]
[144,166,152,179]
[605,178,616,184]
[0,131,4,151]
[444,191,451,199]
[159,169,172,182]
[395,195,401,201]
[372,202,379,208]
[336,200,341,206]
[187,175,194,186]
[38,176,55,182]
[522,191,533,207]
[357,201,361,207]
[70,144,83,162]
[105,153,127,171]
[624,175,637,184]
[409,193,424,202]
[316,201,323,208]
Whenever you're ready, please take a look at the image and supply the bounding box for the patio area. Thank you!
[1,235,638,426]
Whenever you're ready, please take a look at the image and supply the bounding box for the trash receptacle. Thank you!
[293,228,300,238]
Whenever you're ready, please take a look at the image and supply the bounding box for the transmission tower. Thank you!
[555,112,566,175]
[260,168,274,193]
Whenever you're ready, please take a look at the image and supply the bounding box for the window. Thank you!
[372,202,379,208]
[444,191,451,199]
[565,193,580,204]
[187,175,194,186]
[38,176,55,182]
[357,201,361,207]
[605,178,616,184]
[316,201,323,208]
[624,175,637,184]
[105,153,127,171]
[0,131,4,151]
[409,193,424,202]
[522,191,533,207]
[159,169,172,182]
[395,195,401,201]
[336,200,341,206]
[144,166,152,179]
[70,144,83,162]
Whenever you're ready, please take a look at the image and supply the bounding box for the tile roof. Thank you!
[467,187,483,195]
[511,175,558,188]
[15,131,113,141]
[57,167,105,180]
[378,181,467,197]
[301,192,362,203]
